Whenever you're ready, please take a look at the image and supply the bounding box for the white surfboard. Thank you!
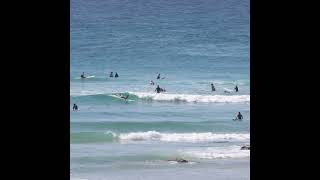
[110,94,134,102]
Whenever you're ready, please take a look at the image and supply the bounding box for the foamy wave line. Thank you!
[181,145,250,159]
[130,92,250,103]
[70,90,105,97]
[70,177,88,180]
[118,131,250,143]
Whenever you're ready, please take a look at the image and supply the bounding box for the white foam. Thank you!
[70,178,88,180]
[182,145,250,159]
[130,92,250,103]
[118,131,250,143]
[70,90,105,97]
[104,131,117,137]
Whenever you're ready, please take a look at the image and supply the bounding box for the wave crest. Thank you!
[182,145,250,159]
[119,131,250,143]
[130,92,250,103]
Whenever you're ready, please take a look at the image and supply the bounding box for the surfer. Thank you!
[73,104,78,111]
[177,158,188,163]
[157,73,160,79]
[168,158,188,163]
[155,85,161,93]
[234,85,239,92]
[211,83,215,91]
[112,93,121,96]
[80,72,85,79]
[112,93,129,100]
[115,72,119,78]
[120,94,129,100]
[241,145,250,150]
[234,112,243,120]
[150,80,155,85]
[109,72,113,77]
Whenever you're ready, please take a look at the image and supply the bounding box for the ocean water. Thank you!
[71,0,250,179]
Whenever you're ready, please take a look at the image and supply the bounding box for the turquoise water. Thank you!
[71,0,250,179]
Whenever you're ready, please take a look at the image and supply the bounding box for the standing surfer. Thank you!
[155,85,161,93]
[234,85,239,92]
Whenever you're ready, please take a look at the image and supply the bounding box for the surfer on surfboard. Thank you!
[120,94,129,100]
[112,93,129,101]
[80,72,85,79]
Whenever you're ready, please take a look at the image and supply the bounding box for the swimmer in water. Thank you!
[211,83,215,91]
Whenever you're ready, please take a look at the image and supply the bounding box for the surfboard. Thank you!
[223,88,233,92]
[86,75,95,78]
[233,118,242,121]
[110,94,134,102]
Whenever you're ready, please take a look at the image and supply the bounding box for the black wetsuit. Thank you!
[110,72,113,77]
[235,86,238,92]
[237,114,243,120]
[73,104,78,111]
[121,95,129,100]
[115,73,119,78]
[157,74,160,79]
[211,85,215,91]
[155,86,161,93]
